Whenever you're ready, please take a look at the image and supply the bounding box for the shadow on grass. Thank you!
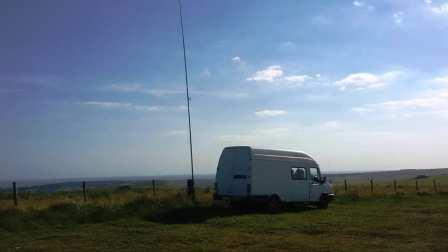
[146,204,315,224]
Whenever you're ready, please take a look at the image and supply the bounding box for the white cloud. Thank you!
[102,84,183,97]
[353,1,364,7]
[232,56,241,63]
[200,68,211,78]
[353,1,375,11]
[246,65,319,86]
[334,71,402,91]
[425,0,448,15]
[192,90,249,99]
[352,90,448,118]
[165,130,186,136]
[133,105,161,112]
[280,41,297,50]
[81,101,132,109]
[431,76,448,85]
[218,127,291,143]
[283,75,313,84]
[393,11,404,24]
[247,65,283,82]
[103,83,247,99]
[255,109,288,117]
[80,101,179,112]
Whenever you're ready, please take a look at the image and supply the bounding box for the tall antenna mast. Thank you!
[178,0,195,200]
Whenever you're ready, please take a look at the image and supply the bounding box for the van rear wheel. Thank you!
[268,195,282,213]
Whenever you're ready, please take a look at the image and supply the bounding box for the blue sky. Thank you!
[1,0,448,180]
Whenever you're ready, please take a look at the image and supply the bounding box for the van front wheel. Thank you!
[316,195,329,209]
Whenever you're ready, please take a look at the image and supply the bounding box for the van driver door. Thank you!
[289,167,309,202]
[308,167,322,202]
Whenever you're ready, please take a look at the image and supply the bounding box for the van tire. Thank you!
[268,195,282,213]
[317,195,329,209]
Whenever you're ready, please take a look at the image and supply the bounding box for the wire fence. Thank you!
[332,177,447,198]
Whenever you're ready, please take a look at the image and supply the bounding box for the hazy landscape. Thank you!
[1,170,447,251]
[2,0,448,251]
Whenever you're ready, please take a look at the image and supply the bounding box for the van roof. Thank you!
[224,146,314,160]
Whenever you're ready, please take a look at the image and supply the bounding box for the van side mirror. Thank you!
[320,177,327,184]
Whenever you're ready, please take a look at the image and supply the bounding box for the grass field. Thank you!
[1,177,448,251]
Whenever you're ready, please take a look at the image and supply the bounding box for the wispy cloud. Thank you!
[335,71,402,91]
[255,109,288,118]
[393,11,404,25]
[353,1,375,11]
[352,90,448,118]
[425,0,448,15]
[246,65,283,82]
[200,68,211,78]
[247,65,319,86]
[218,127,291,143]
[79,101,169,112]
[102,83,247,99]
[353,1,364,7]
[101,84,183,97]
[81,101,133,109]
[165,130,186,136]
[283,75,314,84]
[232,56,242,63]
[431,76,448,85]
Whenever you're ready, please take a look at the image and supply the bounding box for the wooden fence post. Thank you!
[344,179,348,193]
[393,180,397,194]
[12,181,18,206]
[433,179,437,193]
[82,181,87,202]
[370,179,374,194]
[152,179,156,197]
[415,180,419,193]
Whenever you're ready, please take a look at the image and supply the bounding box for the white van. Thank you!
[213,146,334,211]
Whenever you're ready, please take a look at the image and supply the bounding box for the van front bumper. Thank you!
[327,193,336,201]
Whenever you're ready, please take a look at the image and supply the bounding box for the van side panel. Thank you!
[251,157,319,202]
[215,147,251,196]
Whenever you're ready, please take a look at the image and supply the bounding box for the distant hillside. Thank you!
[325,168,448,184]
[2,168,448,193]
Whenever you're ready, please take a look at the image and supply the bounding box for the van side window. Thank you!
[309,167,321,181]
[291,167,307,180]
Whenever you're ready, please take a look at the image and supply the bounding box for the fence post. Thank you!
[433,179,437,193]
[370,179,374,194]
[393,180,397,194]
[12,181,18,206]
[82,181,87,202]
[152,179,156,197]
[344,179,348,193]
[415,180,419,193]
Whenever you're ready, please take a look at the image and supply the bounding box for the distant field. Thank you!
[1,177,448,251]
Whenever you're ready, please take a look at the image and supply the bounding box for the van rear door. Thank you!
[216,147,250,196]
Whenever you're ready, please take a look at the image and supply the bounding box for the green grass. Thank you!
[1,182,448,251]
